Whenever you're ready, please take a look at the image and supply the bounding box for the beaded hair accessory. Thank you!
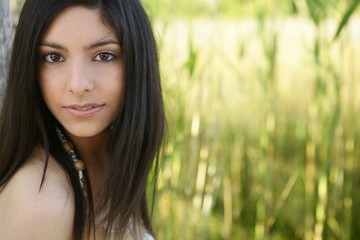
[55,127,88,198]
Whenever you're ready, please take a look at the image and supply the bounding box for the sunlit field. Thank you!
[10,0,360,239]
[145,1,360,239]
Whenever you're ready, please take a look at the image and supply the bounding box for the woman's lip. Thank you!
[64,104,104,117]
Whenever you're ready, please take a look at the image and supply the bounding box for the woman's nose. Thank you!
[66,59,94,95]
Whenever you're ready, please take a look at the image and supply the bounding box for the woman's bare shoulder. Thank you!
[0,146,75,239]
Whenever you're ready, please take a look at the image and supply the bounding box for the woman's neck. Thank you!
[66,129,109,197]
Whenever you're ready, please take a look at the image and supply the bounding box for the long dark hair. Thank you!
[0,0,165,239]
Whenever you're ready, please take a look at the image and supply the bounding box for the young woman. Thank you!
[0,0,165,239]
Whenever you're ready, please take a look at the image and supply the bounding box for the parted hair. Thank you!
[0,0,165,239]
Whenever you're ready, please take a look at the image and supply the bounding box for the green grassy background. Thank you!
[11,0,360,239]
[142,0,360,239]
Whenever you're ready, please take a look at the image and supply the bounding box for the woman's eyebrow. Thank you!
[87,39,120,50]
[39,41,67,51]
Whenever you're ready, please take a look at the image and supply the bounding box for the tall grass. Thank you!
[146,0,360,239]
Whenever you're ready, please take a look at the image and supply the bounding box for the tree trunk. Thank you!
[0,0,12,102]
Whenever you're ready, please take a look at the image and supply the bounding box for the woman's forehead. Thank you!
[41,5,117,46]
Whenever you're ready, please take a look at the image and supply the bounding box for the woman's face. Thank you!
[38,5,124,138]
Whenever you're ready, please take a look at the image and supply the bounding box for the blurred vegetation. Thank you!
[142,0,360,239]
[10,0,360,239]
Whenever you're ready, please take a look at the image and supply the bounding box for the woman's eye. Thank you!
[43,53,65,63]
[94,52,116,62]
